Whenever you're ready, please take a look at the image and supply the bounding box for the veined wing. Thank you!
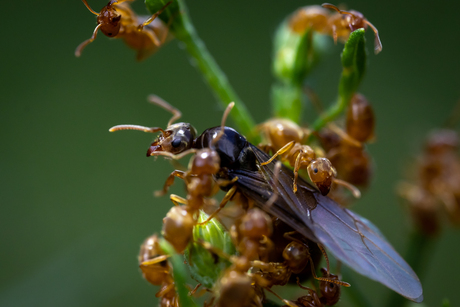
[234,145,423,303]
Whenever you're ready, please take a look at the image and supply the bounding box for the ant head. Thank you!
[147,123,197,157]
[307,158,336,195]
[319,268,341,306]
[97,3,122,37]
[346,10,366,31]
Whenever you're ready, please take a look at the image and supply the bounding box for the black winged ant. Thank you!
[109,99,423,302]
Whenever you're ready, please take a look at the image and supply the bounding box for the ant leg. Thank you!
[328,123,362,148]
[364,20,382,54]
[139,255,170,267]
[197,186,237,225]
[81,0,100,15]
[169,194,188,206]
[293,152,303,193]
[143,29,162,47]
[155,170,187,197]
[260,141,295,165]
[333,178,361,198]
[331,24,338,44]
[114,0,134,4]
[75,24,102,57]
[215,176,238,187]
[156,283,175,298]
[147,94,182,126]
[189,283,202,296]
[138,1,172,31]
[264,287,299,307]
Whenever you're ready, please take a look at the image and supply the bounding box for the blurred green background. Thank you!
[1,0,459,306]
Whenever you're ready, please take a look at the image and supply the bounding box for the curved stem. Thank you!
[163,0,257,141]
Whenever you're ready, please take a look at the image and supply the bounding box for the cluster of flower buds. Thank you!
[398,129,460,236]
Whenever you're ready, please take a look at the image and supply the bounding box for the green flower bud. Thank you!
[273,19,329,85]
[184,211,236,289]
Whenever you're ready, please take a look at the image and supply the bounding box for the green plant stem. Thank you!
[384,231,434,307]
[166,0,256,140]
[160,239,198,307]
[312,96,346,132]
[311,29,366,132]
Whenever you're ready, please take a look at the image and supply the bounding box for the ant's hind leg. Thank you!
[197,186,237,225]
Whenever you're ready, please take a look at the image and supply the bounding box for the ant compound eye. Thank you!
[171,138,182,148]
[314,168,318,173]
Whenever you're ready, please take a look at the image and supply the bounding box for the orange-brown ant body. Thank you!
[285,269,343,307]
[289,3,382,54]
[257,118,360,198]
[138,234,179,307]
[76,0,172,60]
[317,93,375,192]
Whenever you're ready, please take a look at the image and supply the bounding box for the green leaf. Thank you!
[271,82,303,123]
[312,29,367,131]
[159,239,199,307]
[271,16,330,123]
[339,28,367,103]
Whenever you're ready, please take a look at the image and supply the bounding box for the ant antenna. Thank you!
[322,3,349,15]
[316,243,330,274]
[296,277,318,295]
[306,252,351,287]
[333,178,361,198]
[147,95,182,127]
[81,0,99,16]
[109,124,165,135]
[211,102,235,146]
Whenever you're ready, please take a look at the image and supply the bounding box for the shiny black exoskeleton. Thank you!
[111,117,423,302]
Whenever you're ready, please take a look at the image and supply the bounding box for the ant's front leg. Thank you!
[155,170,187,197]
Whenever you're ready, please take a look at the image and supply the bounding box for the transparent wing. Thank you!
[228,145,423,302]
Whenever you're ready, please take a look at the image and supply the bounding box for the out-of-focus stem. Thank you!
[160,239,198,307]
[170,0,257,141]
